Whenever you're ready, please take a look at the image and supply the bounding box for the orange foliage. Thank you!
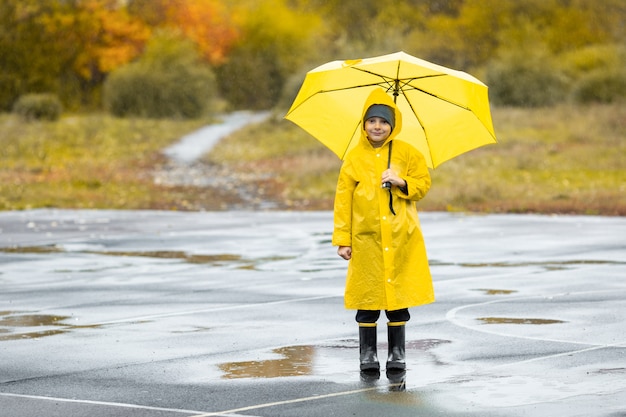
[79,0,150,80]
[45,0,151,82]
[163,0,240,65]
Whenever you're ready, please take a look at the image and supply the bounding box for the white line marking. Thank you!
[445,288,626,346]
[0,384,403,417]
[187,385,396,417]
[0,392,205,415]
[489,341,626,369]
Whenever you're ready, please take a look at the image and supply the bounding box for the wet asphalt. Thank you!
[0,209,625,417]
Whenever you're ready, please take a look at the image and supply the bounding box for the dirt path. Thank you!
[152,111,283,210]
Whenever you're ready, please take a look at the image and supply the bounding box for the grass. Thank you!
[0,113,227,210]
[1,103,625,215]
[424,104,626,215]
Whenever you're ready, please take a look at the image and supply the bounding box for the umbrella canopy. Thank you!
[285,51,497,168]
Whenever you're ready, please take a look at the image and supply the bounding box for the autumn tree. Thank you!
[128,0,239,66]
[49,0,151,107]
[164,0,239,65]
[0,0,150,110]
[0,0,66,110]
[75,2,148,78]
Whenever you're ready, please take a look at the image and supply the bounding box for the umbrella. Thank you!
[284,51,497,168]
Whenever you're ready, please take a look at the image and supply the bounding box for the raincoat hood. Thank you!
[360,88,403,147]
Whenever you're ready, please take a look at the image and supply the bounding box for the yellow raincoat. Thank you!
[332,89,435,311]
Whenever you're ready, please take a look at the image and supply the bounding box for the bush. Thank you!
[486,58,568,107]
[103,33,217,119]
[558,45,626,104]
[572,70,626,104]
[12,93,63,121]
[104,65,215,119]
[559,44,626,80]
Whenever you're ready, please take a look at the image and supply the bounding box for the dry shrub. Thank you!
[13,94,63,121]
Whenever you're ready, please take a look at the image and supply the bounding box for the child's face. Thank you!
[364,116,392,144]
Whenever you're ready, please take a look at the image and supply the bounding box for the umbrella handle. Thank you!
[382,141,393,189]
[384,141,396,215]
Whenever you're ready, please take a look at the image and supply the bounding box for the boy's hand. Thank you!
[382,169,407,188]
[338,246,352,260]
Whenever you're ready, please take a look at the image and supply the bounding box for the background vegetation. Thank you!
[3,0,625,112]
[1,0,625,214]
[0,114,214,210]
[205,103,625,215]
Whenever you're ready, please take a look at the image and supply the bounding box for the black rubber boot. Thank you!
[386,324,406,370]
[359,325,380,371]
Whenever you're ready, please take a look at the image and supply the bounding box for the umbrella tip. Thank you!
[343,59,362,67]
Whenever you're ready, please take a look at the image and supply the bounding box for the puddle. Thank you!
[0,245,63,254]
[220,345,314,379]
[87,250,243,264]
[364,387,425,406]
[218,339,451,380]
[596,368,626,374]
[172,326,212,334]
[0,311,102,341]
[430,260,623,269]
[477,317,566,325]
[0,246,295,268]
[406,339,451,350]
[474,289,518,295]
[0,313,70,327]
[92,252,296,270]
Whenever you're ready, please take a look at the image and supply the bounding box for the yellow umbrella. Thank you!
[284,51,497,168]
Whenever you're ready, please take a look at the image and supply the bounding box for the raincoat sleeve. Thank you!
[394,147,431,202]
[332,159,356,247]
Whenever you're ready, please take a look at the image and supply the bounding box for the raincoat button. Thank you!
[382,216,387,220]
[387,279,392,283]
[385,247,389,251]
[376,153,381,157]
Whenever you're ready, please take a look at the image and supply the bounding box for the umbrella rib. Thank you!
[284,84,387,117]
[402,84,469,110]
[395,89,435,166]
[352,67,473,111]
[340,122,363,160]
[354,67,445,82]
[286,79,471,116]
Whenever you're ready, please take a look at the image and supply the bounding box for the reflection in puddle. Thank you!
[474,289,518,295]
[0,311,101,341]
[365,385,425,405]
[477,317,566,325]
[219,339,451,380]
[220,346,314,379]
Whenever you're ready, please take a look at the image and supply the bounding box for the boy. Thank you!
[332,88,435,375]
